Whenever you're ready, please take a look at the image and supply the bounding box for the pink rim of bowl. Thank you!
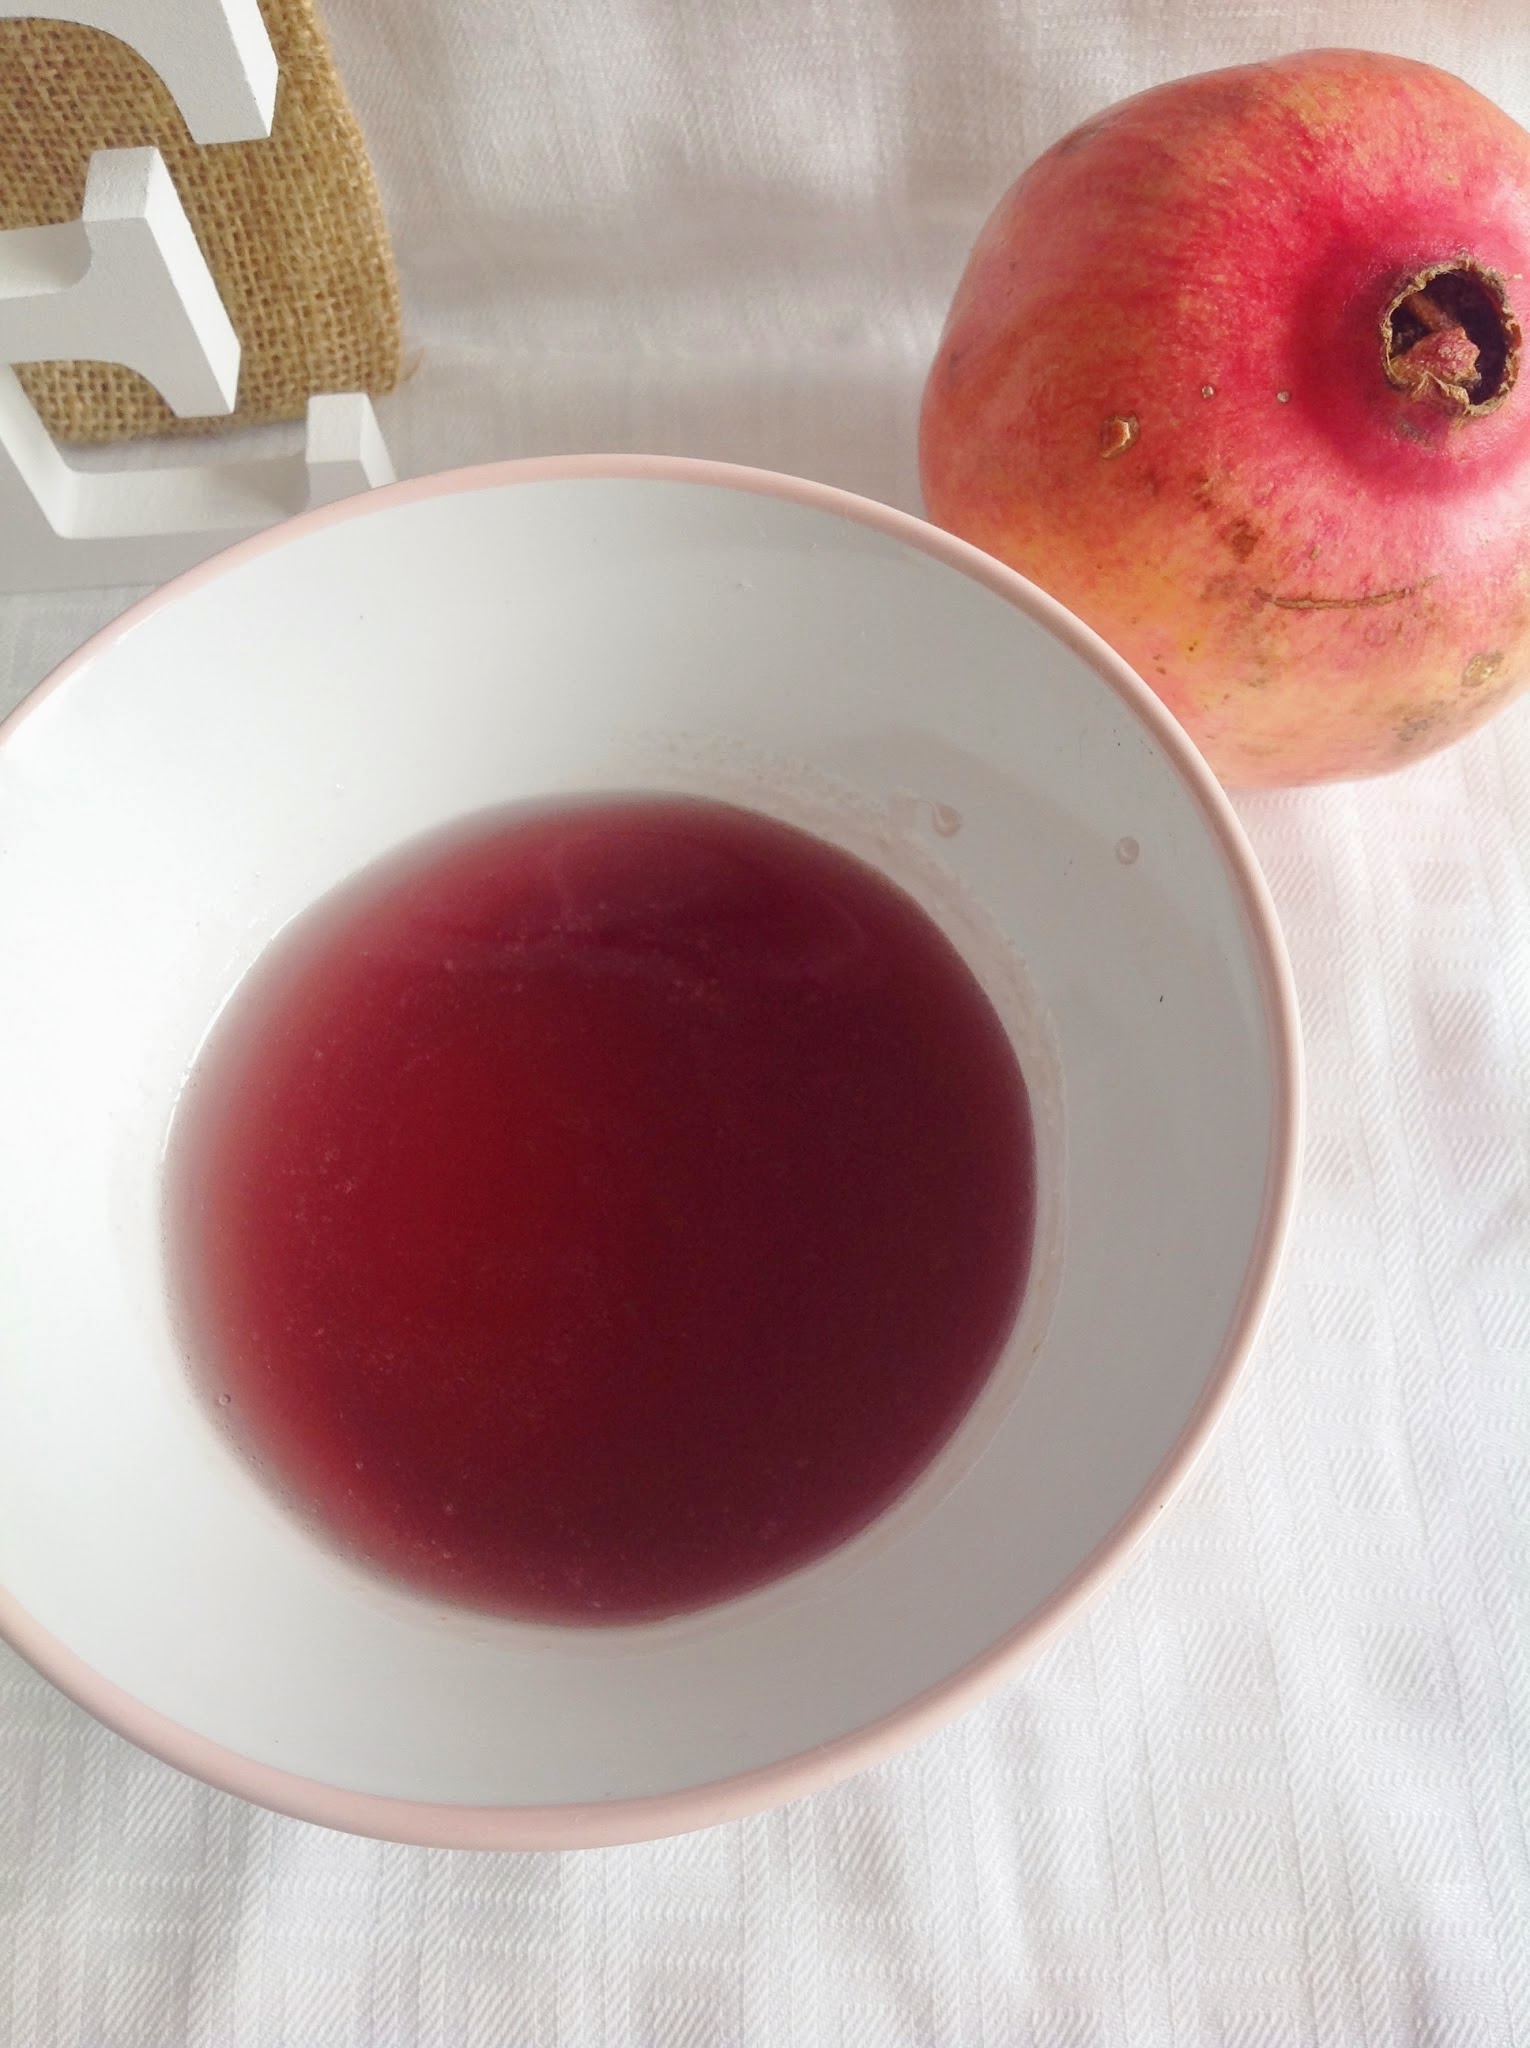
[0,454,1303,1850]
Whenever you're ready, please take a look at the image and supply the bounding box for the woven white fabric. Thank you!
[2,1,1528,2041]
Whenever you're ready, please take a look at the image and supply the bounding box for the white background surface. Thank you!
[1,0,1527,2041]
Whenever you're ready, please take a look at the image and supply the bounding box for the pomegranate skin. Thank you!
[919,49,1530,786]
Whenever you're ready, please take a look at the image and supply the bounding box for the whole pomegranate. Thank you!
[919,49,1530,786]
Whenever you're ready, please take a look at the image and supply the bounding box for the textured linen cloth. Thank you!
[2,1,1528,2041]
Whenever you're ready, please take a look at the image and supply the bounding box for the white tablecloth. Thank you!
[3,1,1528,2041]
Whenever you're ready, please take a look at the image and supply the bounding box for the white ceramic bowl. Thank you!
[0,457,1300,1848]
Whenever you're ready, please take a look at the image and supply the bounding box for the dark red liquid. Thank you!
[170,796,1035,1623]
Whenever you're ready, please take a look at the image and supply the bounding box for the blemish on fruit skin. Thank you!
[1052,114,1110,158]
[1255,582,1420,611]
[1277,390,1292,403]
[1201,384,1216,399]
[1100,413,1140,457]
[1464,650,1505,688]
[1396,710,1441,744]
[1223,519,1260,560]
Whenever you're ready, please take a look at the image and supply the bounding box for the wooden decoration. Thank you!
[0,0,393,592]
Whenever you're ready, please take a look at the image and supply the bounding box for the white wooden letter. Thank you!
[0,2,394,593]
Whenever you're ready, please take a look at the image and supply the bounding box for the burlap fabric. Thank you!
[0,0,401,442]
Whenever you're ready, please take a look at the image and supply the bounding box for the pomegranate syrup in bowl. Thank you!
[168,795,1037,1623]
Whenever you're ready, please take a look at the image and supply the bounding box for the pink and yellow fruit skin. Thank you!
[919,49,1530,787]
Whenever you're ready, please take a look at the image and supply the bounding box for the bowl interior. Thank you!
[0,466,1290,1817]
